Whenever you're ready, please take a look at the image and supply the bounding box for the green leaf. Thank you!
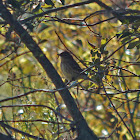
[7,0,20,9]
[121,19,130,25]
[32,3,41,13]
[132,20,140,31]
[97,52,101,58]
[136,44,140,49]
[60,0,65,5]
[119,31,132,39]
[38,39,48,44]
[45,0,54,6]
[116,33,122,38]
[121,36,131,44]
[127,40,140,49]
[88,41,96,49]
[100,39,107,54]
[100,45,105,54]
[25,22,34,32]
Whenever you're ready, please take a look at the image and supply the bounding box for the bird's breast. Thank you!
[60,61,73,81]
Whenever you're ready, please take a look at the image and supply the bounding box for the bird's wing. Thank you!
[68,58,84,73]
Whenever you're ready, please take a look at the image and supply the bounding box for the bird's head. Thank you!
[58,51,73,59]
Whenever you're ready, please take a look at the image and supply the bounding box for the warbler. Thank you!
[58,51,96,83]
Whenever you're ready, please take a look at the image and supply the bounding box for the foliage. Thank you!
[0,0,140,139]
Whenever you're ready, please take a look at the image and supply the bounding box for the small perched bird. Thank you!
[58,51,96,83]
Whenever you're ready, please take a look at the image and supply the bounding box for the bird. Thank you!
[58,51,97,83]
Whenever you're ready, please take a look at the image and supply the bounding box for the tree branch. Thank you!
[0,122,45,140]
[0,1,98,140]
